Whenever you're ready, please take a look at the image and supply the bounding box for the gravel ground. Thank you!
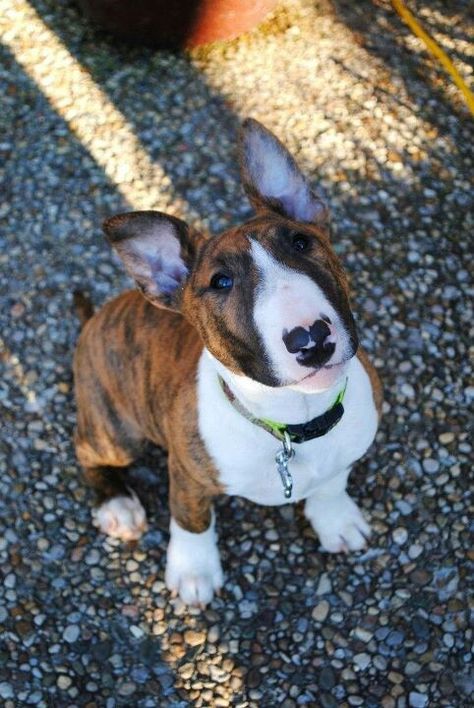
[1,0,473,706]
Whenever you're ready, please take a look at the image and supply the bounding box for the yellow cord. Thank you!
[391,0,474,116]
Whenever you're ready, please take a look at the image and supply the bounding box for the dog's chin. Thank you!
[287,361,349,394]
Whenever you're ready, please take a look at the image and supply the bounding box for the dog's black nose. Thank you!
[309,319,331,348]
[283,319,335,368]
[282,326,311,354]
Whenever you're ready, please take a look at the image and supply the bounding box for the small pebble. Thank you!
[392,527,408,545]
[57,676,72,690]
[408,544,423,560]
[184,630,206,646]
[63,625,80,643]
[409,692,428,708]
[0,684,14,700]
[316,574,332,595]
[118,682,136,697]
[354,653,371,671]
[423,459,440,474]
[312,600,330,622]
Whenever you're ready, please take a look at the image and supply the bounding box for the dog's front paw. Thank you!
[93,493,148,541]
[165,518,223,607]
[306,492,371,553]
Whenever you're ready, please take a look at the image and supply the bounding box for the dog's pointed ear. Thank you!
[240,118,328,224]
[103,211,200,311]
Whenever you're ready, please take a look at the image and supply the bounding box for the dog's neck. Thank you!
[205,350,350,425]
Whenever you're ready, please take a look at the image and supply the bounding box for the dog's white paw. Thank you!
[93,493,148,541]
[306,492,371,553]
[165,518,223,607]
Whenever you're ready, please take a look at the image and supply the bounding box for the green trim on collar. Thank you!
[259,417,287,434]
[333,376,348,406]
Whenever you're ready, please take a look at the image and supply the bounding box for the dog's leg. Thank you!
[304,469,371,553]
[84,466,148,542]
[165,459,223,606]
[165,515,223,607]
[75,430,147,542]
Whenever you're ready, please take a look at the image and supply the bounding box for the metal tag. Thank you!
[275,431,295,499]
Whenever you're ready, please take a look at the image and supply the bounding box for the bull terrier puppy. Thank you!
[74,119,382,606]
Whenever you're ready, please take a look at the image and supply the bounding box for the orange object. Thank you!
[187,0,277,46]
[78,0,277,48]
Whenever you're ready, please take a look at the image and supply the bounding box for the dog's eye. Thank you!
[210,273,233,291]
[292,233,310,252]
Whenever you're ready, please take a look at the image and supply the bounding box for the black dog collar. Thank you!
[218,376,347,444]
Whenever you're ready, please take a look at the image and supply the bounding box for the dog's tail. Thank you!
[73,290,94,329]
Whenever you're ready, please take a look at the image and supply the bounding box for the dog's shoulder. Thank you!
[78,289,191,345]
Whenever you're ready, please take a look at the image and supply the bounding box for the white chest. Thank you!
[197,354,378,507]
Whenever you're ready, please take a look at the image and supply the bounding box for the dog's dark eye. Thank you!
[210,273,233,291]
[292,233,310,252]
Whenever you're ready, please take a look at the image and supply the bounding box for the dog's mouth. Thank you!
[280,353,355,389]
[297,360,345,385]
[302,360,344,379]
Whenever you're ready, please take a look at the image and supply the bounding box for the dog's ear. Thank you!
[103,211,200,311]
[240,118,328,225]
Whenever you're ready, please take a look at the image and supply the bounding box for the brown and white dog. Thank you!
[74,119,382,606]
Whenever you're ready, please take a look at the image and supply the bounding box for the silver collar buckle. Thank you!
[275,431,295,499]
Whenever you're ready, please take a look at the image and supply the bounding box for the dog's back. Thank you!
[74,290,203,458]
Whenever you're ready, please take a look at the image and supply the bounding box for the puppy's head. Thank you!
[104,119,358,392]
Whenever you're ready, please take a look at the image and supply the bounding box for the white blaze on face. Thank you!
[250,240,352,390]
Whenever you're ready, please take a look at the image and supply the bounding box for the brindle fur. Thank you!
[74,291,223,532]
